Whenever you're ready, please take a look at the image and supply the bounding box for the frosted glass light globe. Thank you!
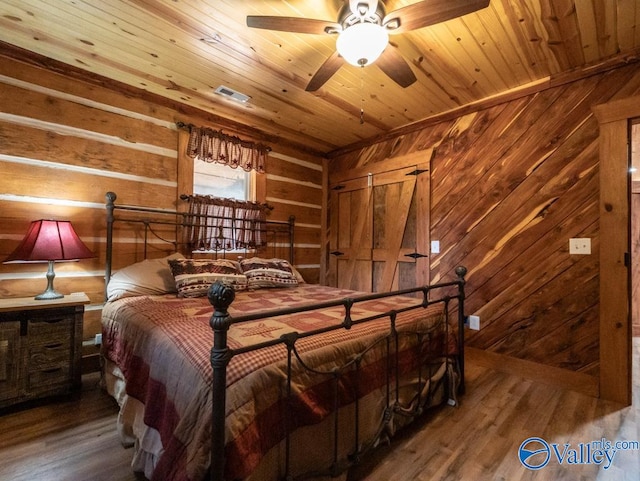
[336,23,389,67]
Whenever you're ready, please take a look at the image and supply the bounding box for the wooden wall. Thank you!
[0,53,323,363]
[631,122,640,338]
[327,62,640,385]
[632,184,640,338]
[2,46,638,385]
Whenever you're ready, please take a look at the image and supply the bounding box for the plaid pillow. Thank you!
[240,257,299,288]
[168,258,247,297]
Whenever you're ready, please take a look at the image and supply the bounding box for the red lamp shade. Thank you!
[4,220,94,299]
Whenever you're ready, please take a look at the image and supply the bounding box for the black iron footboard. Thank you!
[207,267,467,481]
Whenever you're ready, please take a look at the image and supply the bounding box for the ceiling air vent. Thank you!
[214,85,250,103]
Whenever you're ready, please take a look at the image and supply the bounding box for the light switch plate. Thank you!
[431,240,440,254]
[569,238,591,255]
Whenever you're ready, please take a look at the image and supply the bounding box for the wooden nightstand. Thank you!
[0,293,89,410]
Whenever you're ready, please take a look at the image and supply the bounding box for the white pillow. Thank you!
[106,253,185,301]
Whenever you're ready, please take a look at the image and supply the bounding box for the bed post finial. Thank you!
[208,280,235,312]
[207,280,235,481]
[105,192,118,302]
[454,265,467,395]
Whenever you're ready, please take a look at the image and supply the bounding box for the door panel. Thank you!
[372,168,417,292]
[329,163,430,293]
[330,176,373,291]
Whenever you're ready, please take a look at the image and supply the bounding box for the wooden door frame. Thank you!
[594,96,638,405]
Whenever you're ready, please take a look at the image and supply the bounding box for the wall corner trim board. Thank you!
[593,97,638,406]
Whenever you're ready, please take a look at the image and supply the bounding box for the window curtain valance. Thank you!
[182,123,268,173]
[181,194,271,251]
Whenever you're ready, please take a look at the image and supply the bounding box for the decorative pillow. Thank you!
[291,265,306,284]
[239,257,299,288]
[107,252,185,301]
[168,258,248,298]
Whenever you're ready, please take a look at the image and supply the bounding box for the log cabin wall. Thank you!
[0,53,323,367]
[327,62,640,388]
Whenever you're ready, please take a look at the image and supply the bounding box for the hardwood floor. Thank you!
[0,341,637,481]
[349,339,640,481]
[0,373,141,481]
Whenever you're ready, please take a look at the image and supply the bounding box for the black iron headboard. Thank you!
[104,191,295,299]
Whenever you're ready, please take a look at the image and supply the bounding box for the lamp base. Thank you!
[34,260,64,300]
[35,289,64,300]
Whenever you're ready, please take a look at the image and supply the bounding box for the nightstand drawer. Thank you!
[28,364,71,391]
[29,339,72,368]
[0,294,88,409]
[28,316,74,341]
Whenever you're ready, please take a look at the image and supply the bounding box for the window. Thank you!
[187,160,264,254]
[193,160,255,200]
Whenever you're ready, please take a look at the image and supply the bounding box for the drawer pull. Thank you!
[44,343,64,349]
[42,367,63,374]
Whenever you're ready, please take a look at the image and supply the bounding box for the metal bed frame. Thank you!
[207,274,467,481]
[105,191,294,297]
[104,191,467,481]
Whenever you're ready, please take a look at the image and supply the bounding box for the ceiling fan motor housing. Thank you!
[336,2,389,66]
[339,2,386,29]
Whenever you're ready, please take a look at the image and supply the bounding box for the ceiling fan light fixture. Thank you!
[336,22,388,67]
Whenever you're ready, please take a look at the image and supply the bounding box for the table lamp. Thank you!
[4,220,94,300]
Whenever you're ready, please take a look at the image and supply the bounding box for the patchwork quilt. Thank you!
[102,284,455,481]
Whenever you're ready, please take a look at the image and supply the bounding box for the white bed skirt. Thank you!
[103,358,164,479]
[102,356,454,481]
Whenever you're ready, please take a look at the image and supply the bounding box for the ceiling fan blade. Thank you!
[306,51,345,91]
[376,47,417,88]
[383,0,490,34]
[247,16,340,35]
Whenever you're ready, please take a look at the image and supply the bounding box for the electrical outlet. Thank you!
[431,240,440,254]
[94,333,102,345]
[469,315,480,330]
[569,238,591,255]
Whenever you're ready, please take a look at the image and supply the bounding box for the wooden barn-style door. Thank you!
[328,156,430,293]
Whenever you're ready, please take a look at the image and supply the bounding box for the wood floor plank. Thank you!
[348,339,640,481]
[0,373,142,481]
[0,342,637,481]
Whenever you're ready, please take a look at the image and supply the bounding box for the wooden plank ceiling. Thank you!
[1,0,639,155]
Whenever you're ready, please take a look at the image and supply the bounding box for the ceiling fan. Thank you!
[247,0,490,91]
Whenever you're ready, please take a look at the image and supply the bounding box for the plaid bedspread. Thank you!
[101,284,452,481]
